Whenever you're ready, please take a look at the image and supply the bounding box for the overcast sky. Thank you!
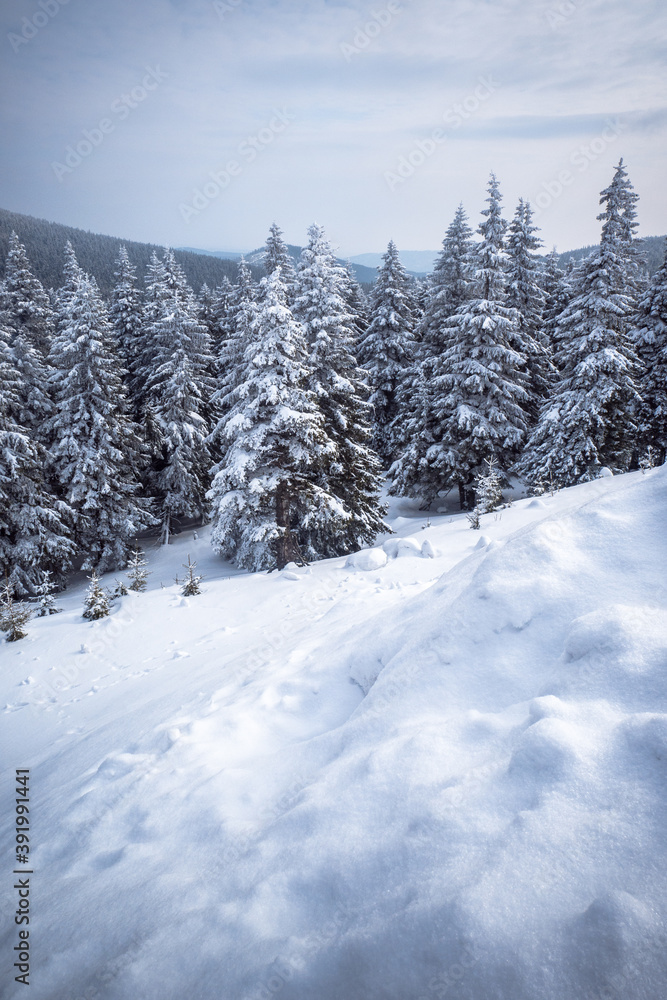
[1,0,665,256]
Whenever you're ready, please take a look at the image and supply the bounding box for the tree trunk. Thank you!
[458,482,466,511]
[275,481,298,569]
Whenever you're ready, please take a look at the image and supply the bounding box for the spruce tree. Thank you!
[127,542,150,592]
[389,206,475,500]
[47,247,154,571]
[0,232,54,357]
[0,234,55,439]
[475,457,504,513]
[633,241,667,463]
[82,571,110,620]
[342,261,370,355]
[393,175,530,507]
[181,555,202,596]
[518,167,643,488]
[294,225,386,557]
[419,203,476,355]
[136,252,170,420]
[0,323,74,593]
[0,577,31,641]
[209,276,235,357]
[35,570,61,616]
[506,199,553,408]
[598,157,645,297]
[196,282,216,337]
[541,248,570,351]
[208,268,340,571]
[142,251,214,542]
[357,240,416,465]
[388,364,438,505]
[109,246,144,416]
[208,258,258,462]
[263,223,296,289]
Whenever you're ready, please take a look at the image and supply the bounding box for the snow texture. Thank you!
[1,468,666,999]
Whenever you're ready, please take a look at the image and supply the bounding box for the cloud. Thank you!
[0,0,665,254]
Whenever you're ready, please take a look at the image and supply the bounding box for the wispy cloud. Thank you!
[1,0,665,254]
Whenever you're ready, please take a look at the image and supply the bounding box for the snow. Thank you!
[2,468,667,998]
[346,547,388,571]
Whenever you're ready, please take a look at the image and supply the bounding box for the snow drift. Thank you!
[1,468,666,999]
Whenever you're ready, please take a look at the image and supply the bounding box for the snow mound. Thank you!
[3,467,667,999]
[382,535,425,559]
[421,538,436,558]
[345,547,388,571]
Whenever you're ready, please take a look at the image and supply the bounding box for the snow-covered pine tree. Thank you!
[388,363,437,504]
[633,240,667,463]
[208,276,235,357]
[197,282,216,337]
[164,250,217,422]
[0,232,55,356]
[342,261,369,356]
[389,205,476,500]
[127,542,150,592]
[208,258,258,462]
[0,323,75,593]
[35,570,61,616]
[419,203,476,356]
[47,248,154,571]
[0,234,55,439]
[413,277,429,328]
[135,251,170,421]
[541,248,569,348]
[598,157,646,298]
[293,225,386,557]
[0,576,31,641]
[466,458,503,529]
[506,199,553,408]
[517,167,643,488]
[208,267,341,571]
[357,240,416,465]
[401,175,530,507]
[475,456,504,512]
[82,571,110,620]
[181,555,202,596]
[140,250,214,542]
[109,246,144,416]
[263,223,296,289]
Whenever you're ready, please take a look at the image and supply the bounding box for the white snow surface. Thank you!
[2,469,667,999]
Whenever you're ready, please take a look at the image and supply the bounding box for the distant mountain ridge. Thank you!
[348,238,666,276]
[0,208,264,295]
[185,236,667,279]
[178,243,381,286]
[2,208,663,297]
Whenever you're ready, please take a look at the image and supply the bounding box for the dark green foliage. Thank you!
[0,208,260,297]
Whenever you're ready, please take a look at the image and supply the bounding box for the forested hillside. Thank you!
[558,233,666,274]
[0,208,262,294]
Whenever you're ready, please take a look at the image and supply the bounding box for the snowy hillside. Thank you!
[2,468,667,999]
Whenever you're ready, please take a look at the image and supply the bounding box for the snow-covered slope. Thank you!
[2,469,666,999]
